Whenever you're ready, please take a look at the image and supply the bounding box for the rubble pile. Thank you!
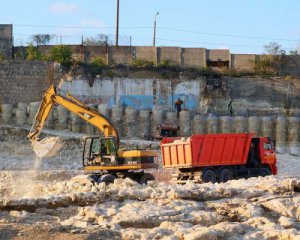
[0,174,300,239]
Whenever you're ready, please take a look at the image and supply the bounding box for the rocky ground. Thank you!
[0,125,300,239]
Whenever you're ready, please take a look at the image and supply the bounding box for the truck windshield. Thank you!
[264,142,273,150]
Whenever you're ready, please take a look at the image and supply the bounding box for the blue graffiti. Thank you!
[108,94,198,110]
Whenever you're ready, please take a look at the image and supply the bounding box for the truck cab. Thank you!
[248,137,277,175]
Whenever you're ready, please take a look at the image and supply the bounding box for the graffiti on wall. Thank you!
[60,78,201,110]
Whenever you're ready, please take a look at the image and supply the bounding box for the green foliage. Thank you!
[91,57,106,68]
[0,54,5,62]
[77,57,107,80]
[106,69,115,79]
[26,44,44,60]
[252,59,274,76]
[49,45,72,67]
[132,59,154,69]
[157,59,172,68]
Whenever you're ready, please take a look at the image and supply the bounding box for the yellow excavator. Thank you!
[28,84,158,184]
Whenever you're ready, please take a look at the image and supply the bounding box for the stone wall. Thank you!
[0,61,61,104]
[0,24,12,59]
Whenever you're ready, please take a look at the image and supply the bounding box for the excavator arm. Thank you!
[28,84,119,145]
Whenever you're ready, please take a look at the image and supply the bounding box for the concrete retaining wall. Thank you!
[60,78,201,111]
[2,102,300,155]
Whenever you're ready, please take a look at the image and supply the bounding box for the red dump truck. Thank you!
[161,133,277,183]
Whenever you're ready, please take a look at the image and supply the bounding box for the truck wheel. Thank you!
[202,169,217,183]
[139,173,155,185]
[98,174,116,185]
[219,169,233,182]
[260,168,271,177]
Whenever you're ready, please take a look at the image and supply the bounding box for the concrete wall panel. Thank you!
[182,48,206,68]
[231,54,255,71]
[158,47,182,65]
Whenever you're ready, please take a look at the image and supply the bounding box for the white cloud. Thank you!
[49,2,79,14]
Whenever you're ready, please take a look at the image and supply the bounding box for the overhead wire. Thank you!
[12,23,298,51]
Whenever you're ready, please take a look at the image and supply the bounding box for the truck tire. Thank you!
[139,173,155,185]
[260,168,271,177]
[98,174,116,185]
[219,168,233,182]
[202,169,217,183]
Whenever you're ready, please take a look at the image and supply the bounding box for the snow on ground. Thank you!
[1,125,300,239]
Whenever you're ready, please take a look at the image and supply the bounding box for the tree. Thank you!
[49,45,72,66]
[289,49,300,55]
[289,43,300,55]
[26,44,44,60]
[83,34,111,46]
[263,42,286,56]
[31,34,54,46]
[261,42,286,75]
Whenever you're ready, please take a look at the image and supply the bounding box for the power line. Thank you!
[159,27,299,43]
[157,38,262,48]
[14,24,152,29]
[13,23,299,42]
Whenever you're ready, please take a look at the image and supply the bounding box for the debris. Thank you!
[31,137,63,158]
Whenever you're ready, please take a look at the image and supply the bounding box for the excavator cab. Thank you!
[83,136,118,166]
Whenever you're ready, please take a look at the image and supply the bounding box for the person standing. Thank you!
[174,98,184,117]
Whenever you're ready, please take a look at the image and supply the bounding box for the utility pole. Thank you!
[116,0,120,47]
[153,12,159,47]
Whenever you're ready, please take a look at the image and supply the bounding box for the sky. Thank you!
[1,0,300,54]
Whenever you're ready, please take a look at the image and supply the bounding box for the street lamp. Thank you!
[153,12,159,47]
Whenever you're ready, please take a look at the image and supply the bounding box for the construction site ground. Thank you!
[0,125,300,239]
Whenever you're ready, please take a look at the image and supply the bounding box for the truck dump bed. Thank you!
[161,133,253,168]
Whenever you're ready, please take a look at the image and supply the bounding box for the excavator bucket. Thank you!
[31,136,63,158]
